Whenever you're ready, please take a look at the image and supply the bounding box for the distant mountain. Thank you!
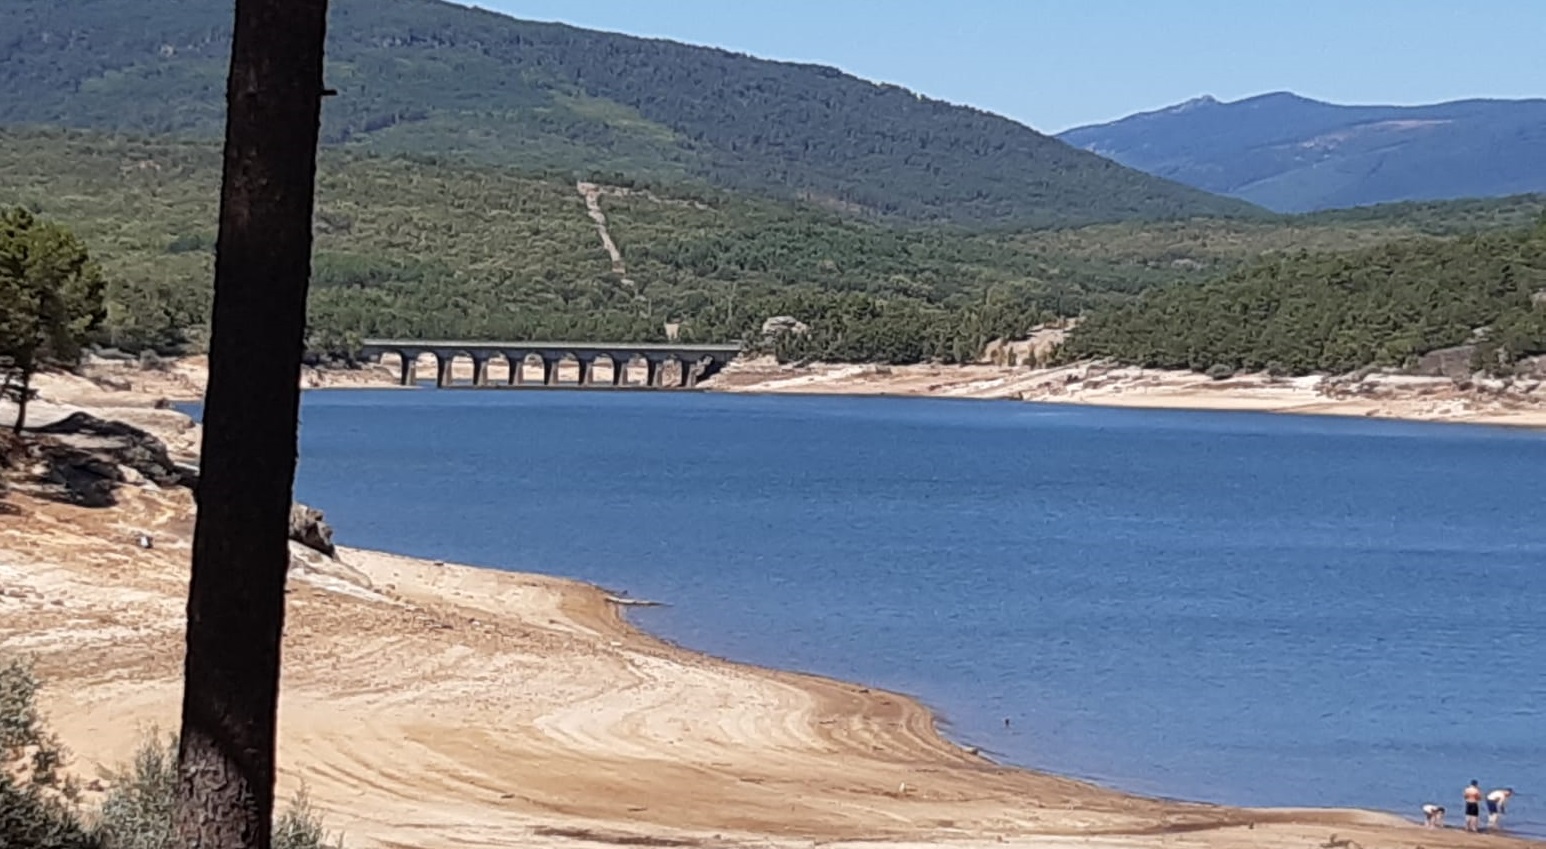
[1058,92,1546,213]
[0,0,1256,229]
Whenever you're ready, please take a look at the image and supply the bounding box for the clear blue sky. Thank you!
[471,0,1543,133]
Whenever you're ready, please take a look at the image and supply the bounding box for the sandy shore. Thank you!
[715,358,1546,428]
[76,352,1546,430]
[1,368,1538,849]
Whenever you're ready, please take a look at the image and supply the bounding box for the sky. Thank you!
[473,0,1544,133]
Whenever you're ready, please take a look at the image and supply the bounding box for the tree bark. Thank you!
[12,365,31,433]
[175,2,329,847]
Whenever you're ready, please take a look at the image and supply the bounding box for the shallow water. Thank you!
[271,389,1543,835]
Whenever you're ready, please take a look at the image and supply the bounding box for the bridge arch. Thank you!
[359,339,742,390]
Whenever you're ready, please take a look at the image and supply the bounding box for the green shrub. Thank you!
[0,658,96,849]
[273,788,342,849]
[2,658,340,849]
[95,732,342,849]
[93,733,175,849]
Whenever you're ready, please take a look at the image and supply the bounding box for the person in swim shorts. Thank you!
[1487,788,1514,830]
[1422,803,1445,828]
[1464,780,1483,831]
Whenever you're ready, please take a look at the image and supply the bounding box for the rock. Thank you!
[32,412,192,488]
[1514,355,1546,379]
[94,374,133,392]
[1413,345,1476,381]
[760,315,810,337]
[289,502,336,558]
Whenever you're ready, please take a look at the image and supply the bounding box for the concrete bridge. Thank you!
[358,339,743,389]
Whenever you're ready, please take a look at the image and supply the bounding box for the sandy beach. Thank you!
[713,358,1546,428]
[1,365,1539,849]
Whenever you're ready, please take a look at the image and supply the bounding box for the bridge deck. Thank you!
[360,339,742,353]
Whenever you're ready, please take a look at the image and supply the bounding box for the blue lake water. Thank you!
[270,389,1543,834]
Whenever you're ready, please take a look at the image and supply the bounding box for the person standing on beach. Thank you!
[1487,788,1514,830]
[1464,780,1483,831]
[1422,803,1446,828]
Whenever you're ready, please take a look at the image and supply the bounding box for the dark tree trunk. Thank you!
[11,365,32,434]
[175,1,329,847]
[3,368,17,433]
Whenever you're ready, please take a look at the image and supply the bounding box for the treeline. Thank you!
[5,129,1543,368]
[1063,220,1546,375]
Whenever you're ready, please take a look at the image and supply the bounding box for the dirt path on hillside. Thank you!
[577,180,635,287]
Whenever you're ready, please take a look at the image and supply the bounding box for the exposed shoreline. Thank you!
[2,365,1538,849]
[90,352,1546,430]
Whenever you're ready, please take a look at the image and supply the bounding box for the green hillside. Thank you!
[0,130,1086,362]
[1,0,1258,228]
[5,130,1540,365]
[1063,219,1546,375]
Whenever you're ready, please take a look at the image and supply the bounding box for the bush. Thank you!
[96,732,343,849]
[94,733,175,849]
[1205,363,1236,380]
[0,658,96,849]
[2,658,341,849]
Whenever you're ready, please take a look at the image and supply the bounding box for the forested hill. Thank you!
[1063,219,1546,376]
[1059,92,1546,213]
[14,130,1532,364]
[0,0,1255,229]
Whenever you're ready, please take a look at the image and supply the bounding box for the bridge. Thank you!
[358,339,744,389]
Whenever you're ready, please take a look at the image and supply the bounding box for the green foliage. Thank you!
[94,731,341,849]
[1,0,1257,229]
[272,788,341,849]
[4,129,1540,366]
[0,208,108,363]
[0,206,107,429]
[1064,226,1546,375]
[0,658,96,849]
[0,664,341,849]
[1,130,1074,363]
[93,734,176,849]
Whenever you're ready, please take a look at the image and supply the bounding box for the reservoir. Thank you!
[281,389,1546,835]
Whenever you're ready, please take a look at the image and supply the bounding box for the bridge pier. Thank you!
[435,354,454,388]
[677,357,700,388]
[611,357,628,386]
[471,355,490,387]
[397,353,418,386]
[575,355,597,386]
[503,351,528,385]
[541,356,559,386]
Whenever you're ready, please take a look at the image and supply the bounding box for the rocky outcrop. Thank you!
[289,503,337,558]
[9,412,198,506]
[1413,345,1476,381]
[761,315,810,337]
[32,412,193,488]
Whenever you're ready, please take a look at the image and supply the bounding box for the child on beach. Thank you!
[1464,781,1483,832]
[1422,803,1445,828]
[1487,788,1513,830]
